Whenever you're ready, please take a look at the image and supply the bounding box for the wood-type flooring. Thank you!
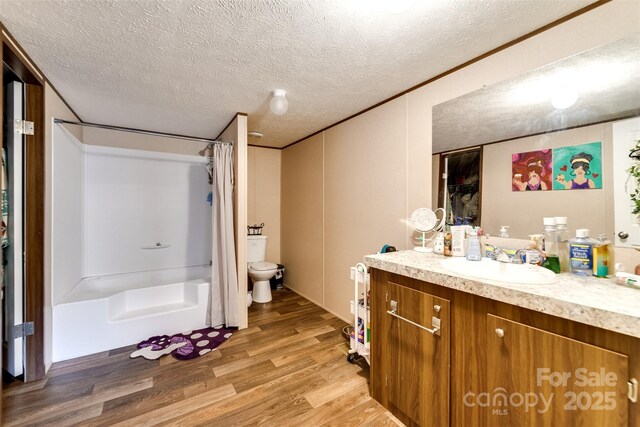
[2,289,401,426]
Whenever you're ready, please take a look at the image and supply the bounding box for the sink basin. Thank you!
[441,257,559,285]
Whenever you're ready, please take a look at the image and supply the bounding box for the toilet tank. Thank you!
[247,235,268,263]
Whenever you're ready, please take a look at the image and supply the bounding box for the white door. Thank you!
[3,81,25,377]
[613,117,640,248]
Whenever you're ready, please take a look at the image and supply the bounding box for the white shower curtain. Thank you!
[209,143,240,328]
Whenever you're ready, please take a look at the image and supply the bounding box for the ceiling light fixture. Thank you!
[248,131,264,138]
[551,86,578,109]
[270,89,288,115]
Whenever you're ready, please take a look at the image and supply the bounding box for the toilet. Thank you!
[247,235,278,303]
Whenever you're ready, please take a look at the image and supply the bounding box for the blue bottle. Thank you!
[569,229,595,276]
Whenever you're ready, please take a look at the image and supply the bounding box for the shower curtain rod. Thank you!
[53,118,230,145]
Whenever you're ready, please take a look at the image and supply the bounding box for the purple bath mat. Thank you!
[130,326,234,361]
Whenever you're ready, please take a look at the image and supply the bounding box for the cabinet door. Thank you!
[487,314,629,426]
[373,279,450,427]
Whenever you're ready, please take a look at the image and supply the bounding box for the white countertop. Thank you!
[364,250,640,339]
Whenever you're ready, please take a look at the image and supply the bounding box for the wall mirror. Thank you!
[433,34,640,244]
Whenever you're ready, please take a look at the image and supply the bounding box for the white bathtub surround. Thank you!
[52,266,209,362]
[83,145,211,279]
[51,133,214,361]
[210,143,240,328]
[51,124,85,306]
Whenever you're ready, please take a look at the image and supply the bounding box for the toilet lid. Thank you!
[249,262,277,271]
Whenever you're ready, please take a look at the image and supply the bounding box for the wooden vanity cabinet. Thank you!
[487,315,629,426]
[369,269,640,427]
[371,273,450,427]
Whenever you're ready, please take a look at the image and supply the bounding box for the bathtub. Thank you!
[52,266,210,362]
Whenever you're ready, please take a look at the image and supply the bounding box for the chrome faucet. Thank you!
[484,234,513,263]
[513,249,527,264]
[487,246,511,263]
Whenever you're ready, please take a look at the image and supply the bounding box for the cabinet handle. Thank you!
[495,328,505,337]
[387,300,441,336]
[619,231,629,240]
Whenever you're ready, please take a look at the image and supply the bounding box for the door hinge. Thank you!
[629,378,638,403]
[385,375,388,387]
[385,290,388,302]
[14,119,34,135]
[9,322,34,339]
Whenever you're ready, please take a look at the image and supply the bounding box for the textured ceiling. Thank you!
[0,0,595,148]
[433,35,640,153]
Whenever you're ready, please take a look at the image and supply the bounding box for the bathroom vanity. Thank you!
[364,251,640,427]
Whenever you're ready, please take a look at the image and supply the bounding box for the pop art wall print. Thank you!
[512,149,553,191]
[553,142,602,190]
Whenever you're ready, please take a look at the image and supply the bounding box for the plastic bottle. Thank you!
[466,227,482,261]
[451,225,466,257]
[569,229,595,276]
[433,232,444,255]
[443,226,453,257]
[525,234,544,265]
[542,217,560,274]
[593,234,610,278]
[555,217,570,272]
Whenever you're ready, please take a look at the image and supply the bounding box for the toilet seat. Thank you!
[249,261,277,271]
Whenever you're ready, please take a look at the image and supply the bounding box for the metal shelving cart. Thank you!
[348,262,370,364]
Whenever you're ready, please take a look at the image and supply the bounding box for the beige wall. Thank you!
[248,147,281,263]
[281,1,640,322]
[44,83,82,371]
[283,98,413,320]
[281,134,324,305]
[324,99,409,319]
[220,114,248,330]
[612,246,640,273]
[481,123,613,239]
